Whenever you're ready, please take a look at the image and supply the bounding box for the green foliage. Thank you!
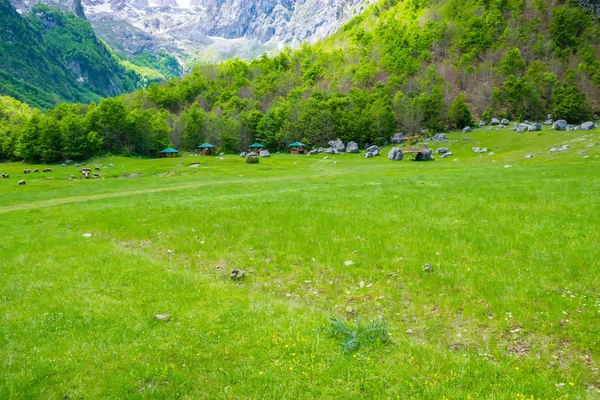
[499,48,526,77]
[551,83,590,123]
[329,316,390,353]
[550,6,590,53]
[246,155,259,164]
[447,93,473,128]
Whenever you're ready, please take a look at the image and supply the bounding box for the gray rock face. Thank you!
[10,0,376,62]
[501,118,509,125]
[259,150,270,157]
[328,139,345,152]
[462,126,472,133]
[387,147,403,161]
[581,121,598,130]
[346,141,359,153]
[491,118,500,125]
[553,120,568,130]
[436,147,449,154]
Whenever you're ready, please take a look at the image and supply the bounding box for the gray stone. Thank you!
[422,263,434,272]
[328,139,345,152]
[259,150,270,157]
[462,126,472,133]
[480,147,488,153]
[346,141,359,153]
[230,269,245,280]
[472,147,481,153]
[388,147,404,161]
[552,120,568,130]
[308,149,321,155]
[109,163,114,167]
[239,152,247,157]
[366,145,380,153]
[431,133,447,141]
[441,152,453,158]
[491,118,501,125]
[247,152,259,157]
[391,133,405,143]
[479,121,486,127]
[525,153,534,159]
[415,149,433,161]
[581,121,597,130]
[364,152,374,159]
[501,119,509,125]
[436,147,449,154]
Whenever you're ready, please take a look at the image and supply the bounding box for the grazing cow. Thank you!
[95,166,101,171]
[81,171,90,179]
[92,173,100,179]
[43,168,53,172]
[23,169,31,174]
[18,180,26,186]
[1,173,8,179]
[33,169,39,173]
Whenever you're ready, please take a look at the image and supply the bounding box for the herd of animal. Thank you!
[1,165,102,186]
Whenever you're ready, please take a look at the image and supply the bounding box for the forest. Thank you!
[1,0,599,162]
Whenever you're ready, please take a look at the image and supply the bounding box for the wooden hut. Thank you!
[249,142,265,153]
[288,141,307,154]
[160,147,179,158]
[198,143,216,156]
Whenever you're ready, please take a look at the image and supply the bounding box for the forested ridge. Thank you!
[1,0,599,163]
[0,0,170,109]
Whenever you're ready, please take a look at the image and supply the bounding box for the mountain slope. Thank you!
[9,0,377,62]
[1,0,599,162]
[0,0,165,109]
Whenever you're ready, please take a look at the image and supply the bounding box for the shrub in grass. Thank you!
[329,315,390,353]
[246,156,259,164]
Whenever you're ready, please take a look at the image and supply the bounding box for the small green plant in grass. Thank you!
[246,156,259,164]
[329,315,390,353]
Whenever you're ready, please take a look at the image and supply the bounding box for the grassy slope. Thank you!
[0,128,599,398]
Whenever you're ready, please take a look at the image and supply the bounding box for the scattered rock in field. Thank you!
[324,156,329,160]
[480,147,488,153]
[109,163,114,167]
[472,147,481,153]
[504,165,512,168]
[82,233,92,238]
[323,147,340,154]
[421,263,434,273]
[543,114,553,125]
[364,152,374,159]
[391,133,405,143]
[167,249,175,254]
[345,306,354,313]
[436,147,449,155]
[121,173,141,178]
[441,152,453,158]
[239,152,247,157]
[346,141,359,153]
[154,313,171,320]
[359,281,365,288]
[344,260,355,266]
[230,269,245,280]
[581,121,597,130]
[388,147,404,161]
[259,150,270,157]
[247,152,259,157]
[462,126,472,133]
[328,139,345,153]
[501,118,509,125]
[308,148,321,155]
[525,153,534,159]
[553,120,568,131]
[431,133,447,141]
[406,328,414,334]
[491,118,500,125]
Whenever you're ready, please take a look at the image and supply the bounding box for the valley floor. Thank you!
[1,128,599,399]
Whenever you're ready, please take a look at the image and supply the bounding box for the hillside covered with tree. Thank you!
[0,0,169,109]
[1,0,599,162]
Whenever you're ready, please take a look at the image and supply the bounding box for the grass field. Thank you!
[1,128,599,399]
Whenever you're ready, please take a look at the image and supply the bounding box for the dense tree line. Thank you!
[1,0,598,162]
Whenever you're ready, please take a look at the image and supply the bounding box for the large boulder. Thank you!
[346,141,359,153]
[552,120,568,130]
[415,149,433,161]
[431,133,447,141]
[581,121,598,130]
[491,118,501,125]
[391,133,405,143]
[328,139,345,152]
[543,114,553,125]
[388,147,404,161]
[366,145,379,153]
[479,121,487,127]
[436,147,449,155]
[527,123,542,132]
[472,147,481,153]
[364,152,374,159]
[323,147,340,154]
[501,118,509,125]
[239,152,247,157]
[247,152,259,157]
[259,150,270,157]
[462,126,472,133]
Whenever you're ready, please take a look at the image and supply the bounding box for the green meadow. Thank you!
[1,128,599,399]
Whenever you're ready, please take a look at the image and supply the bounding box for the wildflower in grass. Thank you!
[569,382,574,386]
[311,355,315,359]
[515,367,519,370]
[289,367,294,371]
[259,371,263,375]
